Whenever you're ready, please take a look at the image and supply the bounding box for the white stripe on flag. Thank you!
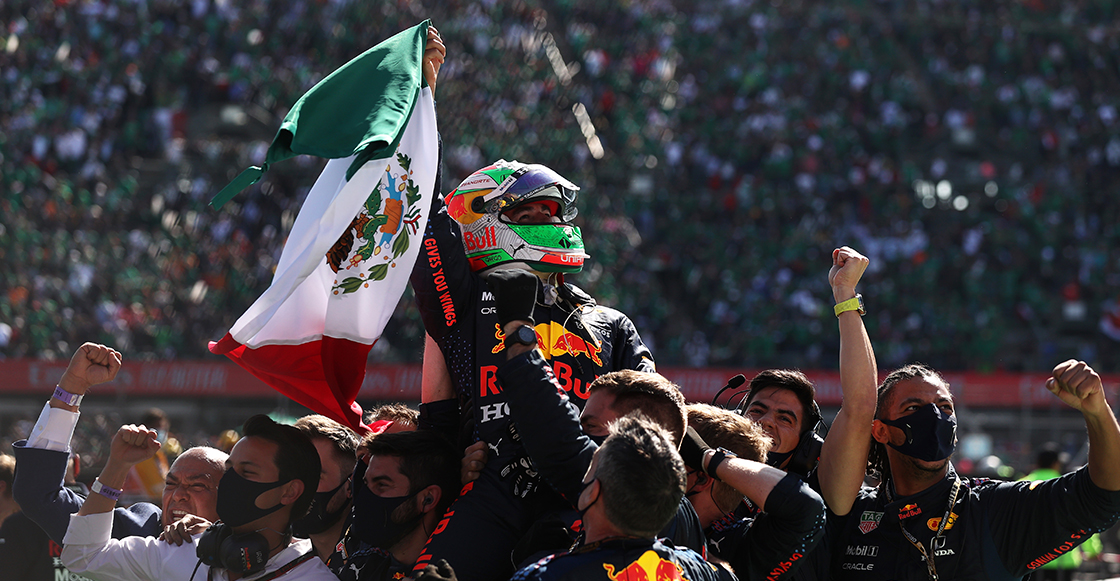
[228,88,438,349]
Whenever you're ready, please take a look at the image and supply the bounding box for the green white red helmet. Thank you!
[446,160,587,275]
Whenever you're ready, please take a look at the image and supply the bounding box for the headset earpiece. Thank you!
[196,521,272,574]
[786,404,827,478]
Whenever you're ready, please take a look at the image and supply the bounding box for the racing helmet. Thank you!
[446,160,588,275]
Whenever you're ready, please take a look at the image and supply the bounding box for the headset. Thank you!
[712,374,829,479]
[196,522,274,575]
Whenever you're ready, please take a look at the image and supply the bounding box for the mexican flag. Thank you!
[209,21,438,434]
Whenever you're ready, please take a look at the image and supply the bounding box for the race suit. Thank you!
[327,533,411,581]
[701,473,826,581]
[497,350,708,566]
[410,190,655,580]
[828,463,1120,580]
[511,537,735,581]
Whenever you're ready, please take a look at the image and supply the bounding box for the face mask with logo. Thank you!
[880,403,957,462]
[291,476,350,537]
[216,468,290,528]
[349,458,423,548]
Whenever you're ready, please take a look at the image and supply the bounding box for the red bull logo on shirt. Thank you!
[899,503,923,519]
[602,551,689,581]
[491,322,603,366]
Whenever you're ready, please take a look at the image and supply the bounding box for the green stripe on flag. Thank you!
[211,19,431,208]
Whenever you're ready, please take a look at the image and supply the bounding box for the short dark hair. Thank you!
[242,415,321,523]
[362,431,460,514]
[295,414,359,476]
[594,413,686,537]
[687,404,771,512]
[589,370,687,445]
[744,369,820,432]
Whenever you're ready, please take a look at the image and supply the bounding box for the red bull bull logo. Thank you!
[491,321,603,366]
[602,551,688,581]
[899,503,922,519]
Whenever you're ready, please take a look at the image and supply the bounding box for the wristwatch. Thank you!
[834,294,865,317]
[508,325,538,347]
[91,479,123,502]
[705,447,737,480]
[52,385,84,406]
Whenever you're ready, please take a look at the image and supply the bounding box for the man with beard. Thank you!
[328,430,460,581]
[13,343,227,542]
[829,361,1120,580]
[61,415,335,581]
[293,415,360,563]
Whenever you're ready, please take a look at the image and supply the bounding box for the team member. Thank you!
[411,160,654,580]
[511,415,732,581]
[292,415,360,562]
[329,430,460,580]
[61,414,335,581]
[740,247,876,507]
[13,342,227,542]
[684,404,825,580]
[829,361,1120,579]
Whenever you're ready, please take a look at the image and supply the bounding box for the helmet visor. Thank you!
[479,165,579,221]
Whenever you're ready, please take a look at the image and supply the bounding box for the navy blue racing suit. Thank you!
[828,463,1120,580]
[511,537,735,581]
[497,350,708,566]
[410,189,655,580]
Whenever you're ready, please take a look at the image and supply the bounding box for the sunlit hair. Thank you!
[295,414,359,479]
[589,370,687,445]
[594,413,686,537]
[687,403,771,512]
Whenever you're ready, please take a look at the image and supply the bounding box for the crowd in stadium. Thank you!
[5,2,1120,580]
[3,0,1120,373]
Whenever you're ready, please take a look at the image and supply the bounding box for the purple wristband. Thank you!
[52,385,84,406]
[91,479,123,502]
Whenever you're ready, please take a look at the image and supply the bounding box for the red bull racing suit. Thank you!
[410,191,655,580]
[827,464,1120,580]
[511,537,734,581]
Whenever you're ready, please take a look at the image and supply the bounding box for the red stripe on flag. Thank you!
[209,334,374,434]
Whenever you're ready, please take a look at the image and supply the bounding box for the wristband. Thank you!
[834,294,865,317]
[52,385,84,407]
[91,479,123,502]
[705,447,736,480]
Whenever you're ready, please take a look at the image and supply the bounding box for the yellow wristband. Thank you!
[834,294,865,317]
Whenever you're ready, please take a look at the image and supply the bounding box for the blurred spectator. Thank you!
[3,1,1120,374]
[123,407,171,503]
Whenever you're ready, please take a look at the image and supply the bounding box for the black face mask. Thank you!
[291,475,350,537]
[765,449,793,469]
[216,468,290,528]
[880,403,957,462]
[588,433,607,447]
[349,458,423,548]
[577,477,599,517]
